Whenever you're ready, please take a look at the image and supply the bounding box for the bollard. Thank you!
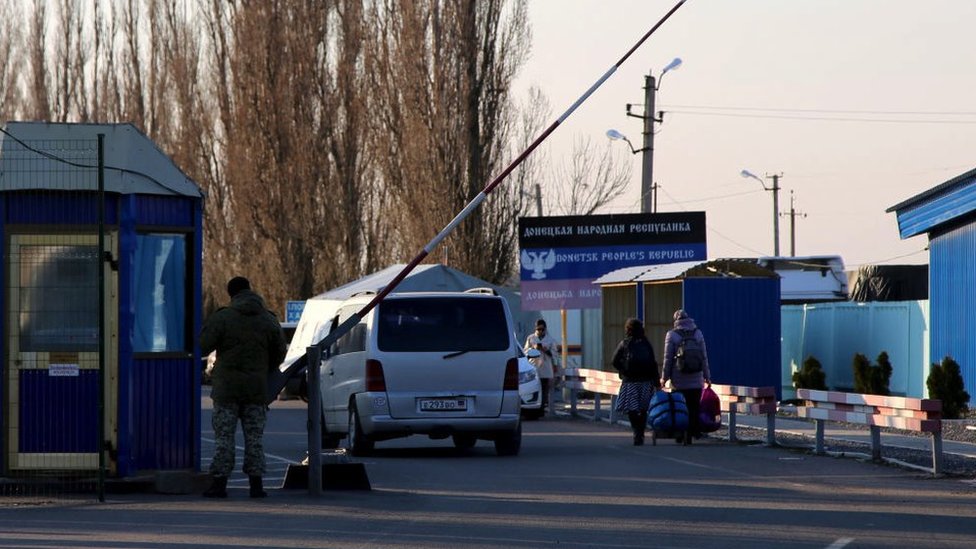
[870,425,882,461]
[728,408,737,442]
[814,419,825,455]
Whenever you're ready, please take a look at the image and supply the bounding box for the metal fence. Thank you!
[0,133,107,501]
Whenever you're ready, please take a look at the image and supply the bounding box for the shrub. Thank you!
[852,351,892,395]
[792,355,827,391]
[927,356,970,419]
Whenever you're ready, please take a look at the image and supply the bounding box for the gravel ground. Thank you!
[721,416,976,478]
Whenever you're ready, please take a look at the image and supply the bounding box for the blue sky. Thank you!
[517,0,976,268]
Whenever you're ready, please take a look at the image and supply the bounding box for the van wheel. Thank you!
[493,423,521,456]
[344,402,374,456]
[452,434,477,450]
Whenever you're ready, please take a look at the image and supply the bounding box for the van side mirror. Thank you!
[526,348,542,360]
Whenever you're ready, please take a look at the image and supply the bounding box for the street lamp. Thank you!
[607,57,682,213]
[740,169,782,256]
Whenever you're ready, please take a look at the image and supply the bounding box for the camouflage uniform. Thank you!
[210,403,267,476]
[201,288,287,478]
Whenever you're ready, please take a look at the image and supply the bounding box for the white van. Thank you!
[317,289,523,456]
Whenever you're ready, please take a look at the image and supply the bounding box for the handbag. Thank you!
[698,385,722,433]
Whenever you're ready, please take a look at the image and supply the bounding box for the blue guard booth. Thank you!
[595,259,782,398]
[0,122,203,479]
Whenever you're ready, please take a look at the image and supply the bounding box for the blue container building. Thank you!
[595,260,782,398]
[0,122,203,478]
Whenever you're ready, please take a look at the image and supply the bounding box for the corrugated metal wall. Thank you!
[644,282,682,358]
[781,301,929,399]
[581,308,603,370]
[601,285,637,370]
[130,357,195,469]
[930,223,976,399]
[684,277,782,398]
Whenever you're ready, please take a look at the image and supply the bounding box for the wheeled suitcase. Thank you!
[648,389,689,445]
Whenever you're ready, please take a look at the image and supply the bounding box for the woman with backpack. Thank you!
[611,318,660,446]
[662,309,711,445]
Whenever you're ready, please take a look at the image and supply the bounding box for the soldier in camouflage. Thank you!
[201,276,287,498]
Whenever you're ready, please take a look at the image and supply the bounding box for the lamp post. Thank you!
[607,57,682,213]
[740,169,783,256]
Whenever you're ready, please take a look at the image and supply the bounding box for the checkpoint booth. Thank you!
[595,259,782,397]
[0,122,203,478]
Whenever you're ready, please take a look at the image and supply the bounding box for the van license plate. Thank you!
[419,398,467,411]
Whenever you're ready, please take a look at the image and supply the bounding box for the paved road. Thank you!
[0,399,974,548]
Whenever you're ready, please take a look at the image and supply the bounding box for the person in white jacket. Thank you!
[662,309,711,445]
[524,318,559,415]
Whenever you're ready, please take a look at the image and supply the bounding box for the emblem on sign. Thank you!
[520,248,557,280]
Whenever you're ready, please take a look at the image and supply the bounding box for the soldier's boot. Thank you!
[203,475,228,498]
[249,475,267,498]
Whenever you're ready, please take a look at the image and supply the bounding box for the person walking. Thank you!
[524,318,559,415]
[661,309,711,445]
[201,276,287,498]
[611,318,659,445]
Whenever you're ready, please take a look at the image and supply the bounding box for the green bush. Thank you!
[927,356,970,419]
[852,351,892,395]
[792,355,827,391]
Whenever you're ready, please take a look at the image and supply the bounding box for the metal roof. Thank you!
[886,166,976,214]
[312,264,510,300]
[0,121,202,197]
[593,261,704,284]
[886,167,976,239]
[594,259,777,285]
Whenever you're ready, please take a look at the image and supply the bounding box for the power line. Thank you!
[664,110,976,125]
[847,248,928,269]
[663,104,976,116]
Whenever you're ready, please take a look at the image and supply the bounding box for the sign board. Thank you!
[49,363,80,377]
[285,300,306,323]
[518,212,707,310]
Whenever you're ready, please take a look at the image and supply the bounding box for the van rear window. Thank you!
[377,297,509,352]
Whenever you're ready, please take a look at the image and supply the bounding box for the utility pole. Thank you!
[770,174,781,256]
[782,190,806,257]
[611,58,680,214]
[740,169,783,256]
[639,74,656,214]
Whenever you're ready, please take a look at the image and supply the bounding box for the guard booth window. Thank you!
[133,233,187,352]
[19,244,99,352]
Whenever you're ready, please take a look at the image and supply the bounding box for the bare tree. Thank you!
[0,0,23,121]
[5,0,546,313]
[548,135,632,216]
[369,0,530,285]
[24,0,51,120]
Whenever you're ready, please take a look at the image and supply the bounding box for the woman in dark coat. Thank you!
[611,318,660,446]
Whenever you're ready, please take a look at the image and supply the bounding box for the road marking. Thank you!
[201,436,298,464]
[826,538,854,549]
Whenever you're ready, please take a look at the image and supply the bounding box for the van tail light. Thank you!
[503,358,519,391]
[366,359,387,392]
